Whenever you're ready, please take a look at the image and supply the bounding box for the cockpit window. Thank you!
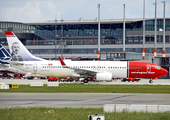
[155,66,161,69]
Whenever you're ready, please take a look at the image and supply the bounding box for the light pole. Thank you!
[55,14,57,60]
[61,14,64,58]
[142,0,145,60]
[123,4,125,53]
[98,4,100,61]
[162,1,166,57]
[154,0,157,58]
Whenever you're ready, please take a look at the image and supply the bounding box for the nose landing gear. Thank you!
[149,79,153,83]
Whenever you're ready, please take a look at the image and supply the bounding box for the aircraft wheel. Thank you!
[84,78,88,83]
[149,80,153,83]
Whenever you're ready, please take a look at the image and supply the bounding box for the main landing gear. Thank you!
[149,79,153,83]
[84,78,88,83]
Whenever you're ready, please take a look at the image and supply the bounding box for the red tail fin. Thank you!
[59,57,66,66]
[5,31,15,36]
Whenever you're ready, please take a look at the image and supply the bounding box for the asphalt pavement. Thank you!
[0,93,170,108]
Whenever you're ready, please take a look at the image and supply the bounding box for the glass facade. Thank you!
[145,19,170,31]
[0,22,35,32]
[34,21,142,40]
[33,19,170,47]
[1,19,170,56]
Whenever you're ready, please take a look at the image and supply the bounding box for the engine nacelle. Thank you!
[96,72,112,81]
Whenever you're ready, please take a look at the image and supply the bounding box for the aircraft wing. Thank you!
[72,68,97,76]
[59,57,97,76]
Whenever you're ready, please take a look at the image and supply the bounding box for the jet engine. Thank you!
[96,72,112,81]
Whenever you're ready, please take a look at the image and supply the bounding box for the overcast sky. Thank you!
[0,0,170,23]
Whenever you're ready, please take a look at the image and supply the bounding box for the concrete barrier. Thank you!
[129,104,146,112]
[0,82,5,85]
[116,104,128,112]
[47,82,59,86]
[0,85,9,89]
[147,105,159,113]
[30,82,43,86]
[104,104,170,113]
[103,104,116,112]
[159,105,170,112]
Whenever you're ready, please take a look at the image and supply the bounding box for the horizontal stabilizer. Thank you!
[1,60,24,66]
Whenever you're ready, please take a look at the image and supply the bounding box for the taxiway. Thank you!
[0,93,170,108]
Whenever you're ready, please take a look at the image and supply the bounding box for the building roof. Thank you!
[27,18,170,25]
[1,18,169,26]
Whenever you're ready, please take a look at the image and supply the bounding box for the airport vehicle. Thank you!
[1,72,13,79]
[67,77,80,82]
[121,78,141,82]
[13,73,21,79]
[48,77,58,82]
[4,31,168,83]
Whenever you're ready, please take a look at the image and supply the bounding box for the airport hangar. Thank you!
[0,18,170,78]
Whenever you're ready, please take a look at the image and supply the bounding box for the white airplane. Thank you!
[4,31,168,83]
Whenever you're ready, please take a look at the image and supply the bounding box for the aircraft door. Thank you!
[97,65,100,71]
[33,63,37,73]
[92,65,96,70]
[92,65,100,71]
[147,64,151,72]
[146,64,152,77]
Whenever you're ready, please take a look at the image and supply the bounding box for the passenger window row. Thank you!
[129,67,142,69]
[42,66,128,69]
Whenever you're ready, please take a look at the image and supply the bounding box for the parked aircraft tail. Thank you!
[0,44,11,64]
[5,31,45,61]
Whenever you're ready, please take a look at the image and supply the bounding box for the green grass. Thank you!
[0,83,170,93]
[0,107,170,120]
[1,84,170,119]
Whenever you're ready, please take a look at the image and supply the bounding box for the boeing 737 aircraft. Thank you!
[4,31,168,83]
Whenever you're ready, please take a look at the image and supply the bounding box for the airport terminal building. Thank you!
[0,18,170,78]
[0,18,170,60]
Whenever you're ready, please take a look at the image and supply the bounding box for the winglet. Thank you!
[59,57,66,66]
[62,57,65,60]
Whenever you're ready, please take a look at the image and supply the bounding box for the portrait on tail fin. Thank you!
[5,31,45,61]
[11,42,23,61]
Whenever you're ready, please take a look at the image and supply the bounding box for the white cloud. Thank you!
[0,1,44,22]
[22,1,42,21]
[0,0,169,23]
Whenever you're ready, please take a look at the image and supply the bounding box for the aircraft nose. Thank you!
[162,68,169,76]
